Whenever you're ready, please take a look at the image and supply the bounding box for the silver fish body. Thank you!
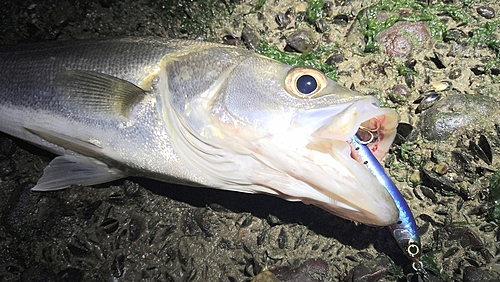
[0,37,399,226]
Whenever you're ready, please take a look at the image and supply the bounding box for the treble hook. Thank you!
[410,261,431,282]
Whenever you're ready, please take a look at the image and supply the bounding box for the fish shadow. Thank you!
[136,177,404,262]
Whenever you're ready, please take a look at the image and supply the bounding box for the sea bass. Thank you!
[0,37,399,226]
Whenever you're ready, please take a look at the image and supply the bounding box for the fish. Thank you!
[350,134,422,268]
[0,37,400,226]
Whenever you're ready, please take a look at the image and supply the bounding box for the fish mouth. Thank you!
[309,95,398,161]
[286,95,400,225]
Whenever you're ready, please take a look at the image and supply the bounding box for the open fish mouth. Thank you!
[278,95,400,225]
[310,95,398,161]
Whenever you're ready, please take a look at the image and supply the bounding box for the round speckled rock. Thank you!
[418,94,500,141]
[376,21,432,57]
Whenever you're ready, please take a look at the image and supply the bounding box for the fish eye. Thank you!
[285,67,328,98]
[296,75,317,94]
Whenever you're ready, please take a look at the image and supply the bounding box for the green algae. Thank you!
[256,41,338,80]
[306,0,324,24]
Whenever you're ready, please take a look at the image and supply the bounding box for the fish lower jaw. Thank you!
[248,137,398,226]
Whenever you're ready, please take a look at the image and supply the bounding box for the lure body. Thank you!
[350,135,421,260]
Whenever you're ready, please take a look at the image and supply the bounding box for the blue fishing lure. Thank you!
[350,134,425,273]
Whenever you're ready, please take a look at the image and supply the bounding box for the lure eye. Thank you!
[407,243,421,258]
[285,66,328,98]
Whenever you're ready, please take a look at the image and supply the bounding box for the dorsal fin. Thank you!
[54,70,146,117]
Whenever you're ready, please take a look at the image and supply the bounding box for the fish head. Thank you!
[160,48,399,226]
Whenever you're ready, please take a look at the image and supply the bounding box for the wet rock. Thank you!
[285,29,315,53]
[448,68,462,79]
[421,169,459,194]
[444,29,468,43]
[101,217,119,234]
[418,94,500,141]
[463,266,500,282]
[345,256,392,282]
[2,183,40,236]
[20,264,58,282]
[389,84,410,104]
[128,215,144,241]
[58,267,84,282]
[325,52,344,65]
[123,180,141,197]
[241,25,261,50]
[276,11,292,29]
[270,258,330,282]
[376,21,432,57]
[476,6,495,19]
[0,135,15,159]
[0,159,15,177]
[278,227,288,249]
[333,14,349,25]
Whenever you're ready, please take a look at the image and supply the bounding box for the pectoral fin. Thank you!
[32,155,125,191]
[54,70,146,118]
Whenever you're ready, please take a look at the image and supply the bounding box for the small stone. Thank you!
[325,52,344,65]
[448,68,462,80]
[275,12,291,29]
[333,14,349,25]
[285,29,315,53]
[241,25,261,50]
[477,6,495,19]
[409,170,421,186]
[315,18,328,33]
[444,29,467,42]
[389,84,409,103]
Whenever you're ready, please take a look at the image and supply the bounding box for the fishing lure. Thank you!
[350,134,427,276]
